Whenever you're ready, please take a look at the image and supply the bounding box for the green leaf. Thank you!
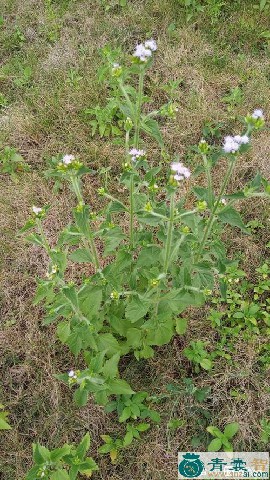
[33,444,50,464]
[207,426,223,438]
[103,353,120,379]
[200,358,212,370]
[97,333,120,357]
[57,321,70,343]
[66,331,83,356]
[50,469,70,480]
[175,317,187,335]
[141,118,164,147]
[69,465,79,480]
[19,219,35,233]
[98,443,113,454]
[0,412,11,430]
[76,432,90,459]
[123,430,134,446]
[62,285,78,309]
[136,423,150,432]
[69,248,93,263]
[224,422,239,439]
[25,466,41,480]
[104,227,125,255]
[107,200,127,213]
[78,457,99,473]
[74,387,89,407]
[50,445,71,462]
[119,406,132,422]
[78,285,102,319]
[146,317,174,346]
[217,207,250,233]
[25,233,44,246]
[125,297,150,323]
[207,438,222,452]
[108,379,134,395]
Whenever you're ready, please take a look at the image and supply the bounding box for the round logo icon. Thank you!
[178,453,204,478]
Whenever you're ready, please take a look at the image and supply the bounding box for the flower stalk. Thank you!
[196,159,235,261]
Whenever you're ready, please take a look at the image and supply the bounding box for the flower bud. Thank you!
[144,201,153,212]
[97,187,106,196]
[110,291,120,300]
[111,63,123,78]
[198,139,210,154]
[124,117,133,132]
[197,200,208,212]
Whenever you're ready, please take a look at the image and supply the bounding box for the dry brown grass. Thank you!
[0,0,269,478]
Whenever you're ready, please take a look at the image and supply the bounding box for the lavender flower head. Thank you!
[171,162,191,181]
[62,154,75,165]
[223,134,249,154]
[129,148,145,162]
[252,109,264,119]
[133,39,157,62]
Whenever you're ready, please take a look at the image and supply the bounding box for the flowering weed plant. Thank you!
[20,41,269,419]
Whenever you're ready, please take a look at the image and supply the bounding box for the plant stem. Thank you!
[196,160,235,261]
[203,154,213,208]
[164,192,175,274]
[129,66,145,249]
[125,130,130,159]
[134,66,144,149]
[36,219,51,256]
[71,176,100,271]
[129,174,135,249]
[70,175,83,203]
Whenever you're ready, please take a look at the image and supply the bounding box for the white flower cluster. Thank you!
[62,154,75,165]
[129,148,145,162]
[68,370,77,379]
[32,206,42,215]
[252,109,264,119]
[133,39,157,62]
[223,134,249,154]
[171,162,191,181]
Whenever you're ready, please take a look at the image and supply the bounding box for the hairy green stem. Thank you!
[203,154,214,208]
[36,219,51,256]
[196,160,235,261]
[71,176,100,271]
[129,67,145,249]
[134,66,144,149]
[164,192,175,274]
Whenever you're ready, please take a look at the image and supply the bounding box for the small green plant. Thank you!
[26,432,98,479]
[84,100,124,138]
[98,422,149,462]
[184,340,213,371]
[105,392,160,423]
[100,0,127,12]
[0,93,8,109]
[260,418,270,444]
[13,65,33,88]
[177,0,205,22]
[208,261,270,337]
[0,404,11,430]
[98,434,124,462]
[207,422,239,452]
[254,0,270,12]
[66,69,83,89]
[222,87,244,112]
[0,146,30,180]
[202,120,224,142]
